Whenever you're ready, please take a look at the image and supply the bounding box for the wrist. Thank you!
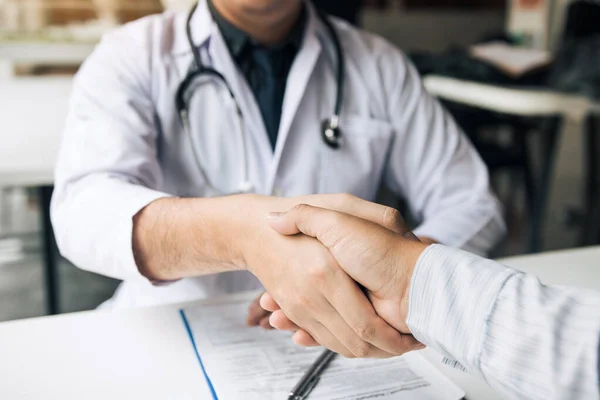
[395,240,429,327]
[196,195,257,270]
[218,194,293,272]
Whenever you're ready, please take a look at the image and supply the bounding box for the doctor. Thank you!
[52,0,504,356]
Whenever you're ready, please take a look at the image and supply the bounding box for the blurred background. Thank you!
[0,0,598,321]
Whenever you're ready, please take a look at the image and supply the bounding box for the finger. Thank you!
[293,330,320,347]
[402,334,427,351]
[320,304,395,359]
[268,204,406,251]
[276,292,359,358]
[259,316,273,330]
[269,198,409,237]
[404,230,421,242]
[324,272,409,358]
[269,205,415,294]
[294,328,424,355]
[327,195,409,235]
[305,320,368,358]
[247,308,270,326]
[285,299,380,358]
[267,204,346,242]
[259,292,281,312]
[269,310,300,331]
[291,269,395,358]
[247,298,271,326]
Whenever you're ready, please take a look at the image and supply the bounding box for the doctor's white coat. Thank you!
[51,1,505,308]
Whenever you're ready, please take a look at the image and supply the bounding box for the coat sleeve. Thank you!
[380,49,505,255]
[51,19,171,282]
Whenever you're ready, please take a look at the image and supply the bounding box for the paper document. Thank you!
[470,42,552,77]
[181,297,465,400]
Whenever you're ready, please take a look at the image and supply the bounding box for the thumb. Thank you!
[268,204,409,296]
[266,211,302,236]
[267,204,347,249]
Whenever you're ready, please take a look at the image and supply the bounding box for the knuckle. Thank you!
[389,346,406,357]
[309,267,328,283]
[342,351,356,359]
[350,341,372,358]
[284,307,298,322]
[308,259,333,282]
[338,193,355,203]
[338,193,356,209]
[354,320,376,342]
[285,300,306,323]
[331,193,354,208]
[294,294,311,310]
[328,211,344,227]
[381,207,404,231]
[293,203,311,214]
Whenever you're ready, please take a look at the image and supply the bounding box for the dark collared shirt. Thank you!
[208,0,307,150]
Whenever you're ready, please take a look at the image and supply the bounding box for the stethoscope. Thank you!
[175,2,345,196]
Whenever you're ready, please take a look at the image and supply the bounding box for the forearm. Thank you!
[133,192,412,282]
[479,273,600,399]
[132,195,251,281]
[406,245,600,400]
[132,193,316,281]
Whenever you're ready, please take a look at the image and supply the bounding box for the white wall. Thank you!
[362,9,506,53]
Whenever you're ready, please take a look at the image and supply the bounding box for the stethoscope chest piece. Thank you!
[322,118,342,150]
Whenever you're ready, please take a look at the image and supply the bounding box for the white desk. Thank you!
[0,246,598,400]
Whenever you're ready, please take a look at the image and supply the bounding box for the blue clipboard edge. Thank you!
[179,309,219,400]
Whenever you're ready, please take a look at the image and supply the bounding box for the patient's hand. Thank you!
[237,194,426,358]
[261,201,429,352]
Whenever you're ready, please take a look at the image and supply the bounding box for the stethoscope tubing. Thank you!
[176,1,345,195]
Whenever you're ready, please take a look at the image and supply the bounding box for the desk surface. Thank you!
[0,78,72,187]
[0,246,598,399]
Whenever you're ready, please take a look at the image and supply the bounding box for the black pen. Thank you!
[288,349,337,400]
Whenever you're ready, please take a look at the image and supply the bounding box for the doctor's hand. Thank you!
[247,292,272,329]
[239,194,421,359]
[260,203,430,352]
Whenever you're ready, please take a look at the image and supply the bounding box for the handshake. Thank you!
[243,194,431,359]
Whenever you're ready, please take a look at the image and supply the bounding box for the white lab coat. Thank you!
[51,0,505,309]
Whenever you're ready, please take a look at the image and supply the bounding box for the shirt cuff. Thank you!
[53,175,173,284]
[406,244,518,373]
[108,183,174,283]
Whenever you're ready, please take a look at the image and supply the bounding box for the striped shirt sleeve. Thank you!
[406,244,600,400]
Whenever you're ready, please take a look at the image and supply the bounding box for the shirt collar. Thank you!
[207,0,307,59]
[171,0,320,58]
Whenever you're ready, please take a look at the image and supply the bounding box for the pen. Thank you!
[287,232,416,399]
[288,349,337,400]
